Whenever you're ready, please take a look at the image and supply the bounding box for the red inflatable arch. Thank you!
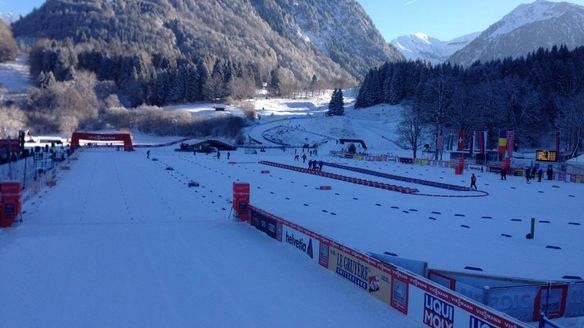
[71,132,134,151]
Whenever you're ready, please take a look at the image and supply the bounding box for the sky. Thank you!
[0,0,45,16]
[357,0,584,41]
[3,0,584,41]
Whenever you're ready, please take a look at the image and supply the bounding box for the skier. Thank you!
[294,155,300,161]
[302,154,307,163]
[227,152,231,160]
[217,151,221,159]
[308,160,314,170]
[546,167,554,180]
[525,167,531,184]
[500,167,507,180]
[537,168,543,182]
[470,173,478,190]
[318,160,324,171]
[146,150,150,159]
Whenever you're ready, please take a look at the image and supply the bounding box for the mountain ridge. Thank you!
[391,32,479,65]
[449,0,584,66]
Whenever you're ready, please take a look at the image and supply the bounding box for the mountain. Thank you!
[449,0,584,66]
[12,0,402,84]
[391,32,479,65]
[0,12,20,24]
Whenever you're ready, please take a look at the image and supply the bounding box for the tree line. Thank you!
[0,20,17,63]
[356,45,584,157]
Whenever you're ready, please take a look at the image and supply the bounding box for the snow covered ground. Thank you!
[0,55,32,93]
[0,147,420,328]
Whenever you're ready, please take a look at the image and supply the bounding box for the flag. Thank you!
[457,130,465,151]
[506,130,514,157]
[556,131,561,155]
[436,134,444,151]
[498,131,507,154]
[477,131,486,155]
[482,131,487,155]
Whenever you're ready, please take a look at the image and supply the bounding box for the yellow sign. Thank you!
[327,245,392,306]
[536,150,557,162]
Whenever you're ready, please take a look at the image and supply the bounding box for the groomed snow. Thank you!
[0,148,421,328]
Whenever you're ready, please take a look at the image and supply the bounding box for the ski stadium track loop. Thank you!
[323,162,490,198]
[259,161,489,198]
[259,161,418,194]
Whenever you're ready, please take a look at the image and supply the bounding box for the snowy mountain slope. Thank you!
[391,32,479,65]
[0,12,19,24]
[278,0,404,77]
[449,0,584,66]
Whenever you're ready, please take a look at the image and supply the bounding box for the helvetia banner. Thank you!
[281,225,319,264]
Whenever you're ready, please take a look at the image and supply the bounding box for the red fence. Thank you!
[247,205,528,328]
[259,161,419,194]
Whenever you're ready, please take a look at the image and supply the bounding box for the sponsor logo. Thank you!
[469,316,495,328]
[335,253,369,290]
[368,275,380,293]
[424,294,454,328]
[318,243,329,268]
[285,231,313,258]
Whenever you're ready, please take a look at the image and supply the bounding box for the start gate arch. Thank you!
[71,132,134,151]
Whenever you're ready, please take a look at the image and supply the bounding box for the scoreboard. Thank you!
[536,150,558,162]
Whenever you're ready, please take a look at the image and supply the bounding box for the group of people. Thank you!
[308,159,324,171]
[524,166,552,183]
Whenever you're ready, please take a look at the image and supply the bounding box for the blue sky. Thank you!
[3,0,584,41]
[0,0,45,16]
[358,0,584,41]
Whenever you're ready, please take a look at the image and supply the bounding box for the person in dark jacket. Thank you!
[547,167,553,180]
[470,174,478,190]
[302,154,307,163]
[538,168,543,182]
[525,167,531,184]
[318,160,324,171]
[500,168,507,180]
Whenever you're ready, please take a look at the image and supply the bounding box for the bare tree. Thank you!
[397,105,426,159]
[0,21,17,63]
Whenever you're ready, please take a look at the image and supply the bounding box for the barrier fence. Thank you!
[329,151,584,184]
[427,269,584,323]
[323,162,471,191]
[258,161,419,194]
[247,205,528,328]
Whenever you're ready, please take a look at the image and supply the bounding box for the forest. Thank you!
[356,45,584,156]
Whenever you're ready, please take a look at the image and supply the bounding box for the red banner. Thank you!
[457,130,465,151]
[506,130,514,157]
[556,131,561,155]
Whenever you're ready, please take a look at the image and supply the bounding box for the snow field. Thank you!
[0,148,420,328]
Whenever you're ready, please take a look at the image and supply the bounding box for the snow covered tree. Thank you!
[328,89,344,116]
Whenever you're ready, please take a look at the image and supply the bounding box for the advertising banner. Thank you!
[282,225,319,264]
[327,244,392,306]
[485,286,538,322]
[566,282,584,317]
[250,210,281,241]
[392,271,410,315]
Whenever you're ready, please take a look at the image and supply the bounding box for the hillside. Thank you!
[12,0,402,90]
[449,0,584,66]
